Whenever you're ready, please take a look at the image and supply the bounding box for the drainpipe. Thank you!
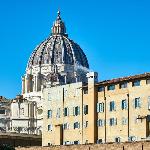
[127,93,130,140]
[81,86,84,144]
[104,86,106,143]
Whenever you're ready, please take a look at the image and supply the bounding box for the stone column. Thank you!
[25,74,33,93]
[22,76,25,94]
[37,73,41,92]
[25,75,28,93]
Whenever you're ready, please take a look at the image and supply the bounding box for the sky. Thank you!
[0,0,150,98]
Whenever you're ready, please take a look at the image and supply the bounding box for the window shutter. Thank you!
[110,102,112,111]
[102,119,104,126]
[86,105,88,114]
[125,100,127,109]
[78,122,80,129]
[148,97,150,110]
[115,118,117,125]
[97,103,99,112]
[78,106,80,115]
[73,107,75,116]
[99,103,102,112]
[83,105,85,114]
[67,107,69,116]
[114,102,116,111]
[139,98,142,108]
[121,101,123,109]
[63,108,65,116]
[132,99,135,108]
[109,119,111,126]
[97,120,99,127]
[99,120,101,126]
[67,123,69,129]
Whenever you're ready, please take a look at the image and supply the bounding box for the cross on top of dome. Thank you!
[51,10,67,36]
[57,10,61,20]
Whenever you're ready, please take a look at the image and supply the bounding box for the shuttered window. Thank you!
[97,102,104,113]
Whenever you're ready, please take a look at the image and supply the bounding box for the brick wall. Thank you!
[16,141,150,150]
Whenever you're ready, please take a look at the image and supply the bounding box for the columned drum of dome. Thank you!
[22,11,89,94]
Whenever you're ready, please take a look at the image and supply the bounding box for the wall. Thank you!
[16,141,150,150]
[42,82,83,146]
[97,78,150,142]
[0,133,41,147]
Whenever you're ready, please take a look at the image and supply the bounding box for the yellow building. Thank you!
[42,72,150,146]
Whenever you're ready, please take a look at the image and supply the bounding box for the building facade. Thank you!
[10,11,89,135]
[42,72,150,146]
[10,95,42,134]
[0,96,11,132]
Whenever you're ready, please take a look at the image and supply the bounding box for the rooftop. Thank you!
[96,72,150,86]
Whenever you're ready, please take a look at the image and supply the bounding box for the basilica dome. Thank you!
[22,11,89,94]
[27,11,89,69]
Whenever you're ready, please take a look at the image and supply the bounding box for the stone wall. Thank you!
[16,141,150,150]
[0,133,41,147]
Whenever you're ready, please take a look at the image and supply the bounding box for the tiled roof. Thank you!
[96,72,150,86]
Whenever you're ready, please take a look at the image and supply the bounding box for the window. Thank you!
[98,86,104,92]
[48,125,52,131]
[122,117,128,125]
[64,141,70,145]
[110,101,116,111]
[133,98,141,108]
[63,123,69,130]
[48,93,51,101]
[97,119,105,127]
[48,110,52,118]
[97,102,104,113]
[120,82,127,89]
[84,121,88,128]
[48,143,51,146]
[0,110,5,114]
[74,122,80,129]
[84,105,88,115]
[146,79,150,84]
[132,80,140,87]
[74,141,80,145]
[97,139,103,144]
[115,137,121,143]
[121,100,127,110]
[129,136,136,142]
[56,108,61,118]
[64,107,69,117]
[85,140,88,144]
[20,108,24,115]
[108,85,115,91]
[110,118,117,126]
[83,88,88,94]
[73,106,80,116]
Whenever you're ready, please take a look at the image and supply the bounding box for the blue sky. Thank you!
[0,0,150,98]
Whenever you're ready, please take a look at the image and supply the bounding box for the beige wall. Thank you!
[43,82,84,146]
[42,72,150,146]
[97,78,150,142]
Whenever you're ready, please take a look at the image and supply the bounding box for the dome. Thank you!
[22,11,89,94]
[27,11,89,69]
